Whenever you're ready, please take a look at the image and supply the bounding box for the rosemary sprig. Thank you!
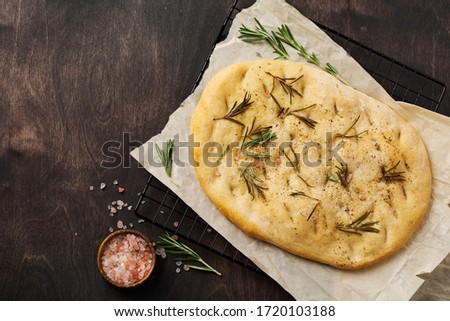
[244,128,277,149]
[214,92,253,127]
[335,115,368,139]
[238,19,349,85]
[156,231,221,276]
[240,163,268,199]
[248,117,272,136]
[327,163,351,191]
[238,19,289,60]
[307,202,319,221]
[155,139,174,178]
[337,211,380,235]
[382,160,405,182]
[275,24,349,85]
[266,72,302,104]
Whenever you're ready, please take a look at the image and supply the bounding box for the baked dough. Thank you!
[191,60,431,269]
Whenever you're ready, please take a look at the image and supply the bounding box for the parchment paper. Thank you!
[131,0,450,300]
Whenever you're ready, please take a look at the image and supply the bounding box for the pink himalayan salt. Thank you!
[101,233,153,286]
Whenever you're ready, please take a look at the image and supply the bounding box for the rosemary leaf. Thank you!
[382,160,405,182]
[337,211,380,235]
[155,139,174,178]
[157,231,221,276]
[214,92,253,127]
[335,115,368,139]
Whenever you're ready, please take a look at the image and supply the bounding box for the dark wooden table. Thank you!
[1,0,448,300]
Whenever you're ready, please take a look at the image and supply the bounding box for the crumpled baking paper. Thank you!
[131,0,450,300]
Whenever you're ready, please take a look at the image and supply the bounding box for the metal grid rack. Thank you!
[134,0,446,273]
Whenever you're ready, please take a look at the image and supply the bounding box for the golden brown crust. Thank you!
[191,60,431,269]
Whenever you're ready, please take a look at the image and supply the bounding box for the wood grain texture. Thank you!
[0,0,448,300]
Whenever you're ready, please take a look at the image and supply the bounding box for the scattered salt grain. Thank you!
[108,227,114,233]
[100,233,153,286]
[110,207,117,214]
[100,183,106,190]
[160,248,167,259]
[175,260,182,267]
[175,268,181,274]
[123,203,128,207]
[128,206,133,211]
[137,219,145,224]
[207,228,212,233]
[117,220,123,229]
[109,213,115,217]
[141,200,146,205]
[173,221,179,228]
[160,210,164,214]
[74,232,78,236]
[129,223,134,228]
[183,265,190,272]
[171,235,179,241]
[113,180,118,185]
[117,200,124,206]
[117,205,123,211]
[89,185,94,191]
[155,248,161,255]
[111,201,117,205]
[107,204,111,210]
[122,225,127,229]
[118,187,125,193]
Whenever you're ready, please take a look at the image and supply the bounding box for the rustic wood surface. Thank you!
[1,0,448,300]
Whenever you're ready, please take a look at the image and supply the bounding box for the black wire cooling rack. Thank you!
[134,0,446,273]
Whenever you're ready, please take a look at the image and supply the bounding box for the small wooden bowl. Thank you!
[97,229,156,288]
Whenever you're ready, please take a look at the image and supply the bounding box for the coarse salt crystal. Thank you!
[117,200,124,206]
[100,183,106,190]
[128,206,133,211]
[89,185,94,191]
[173,221,179,228]
[175,260,182,266]
[175,268,181,274]
[113,180,118,185]
[183,265,190,272]
[118,187,125,193]
[110,207,117,214]
[117,220,123,229]
[109,227,114,233]
[129,223,134,228]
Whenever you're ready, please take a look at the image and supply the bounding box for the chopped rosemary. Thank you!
[248,117,272,136]
[216,144,230,164]
[279,144,299,171]
[335,115,368,139]
[214,92,253,127]
[327,163,351,191]
[244,128,277,149]
[157,231,221,276]
[266,72,302,103]
[297,174,314,187]
[382,160,405,182]
[288,113,318,129]
[289,191,318,201]
[307,202,319,221]
[239,125,276,159]
[240,163,268,199]
[337,211,380,235]
[238,18,289,60]
[155,138,174,178]
[270,93,289,118]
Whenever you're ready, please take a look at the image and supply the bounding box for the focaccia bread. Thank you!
[191,60,431,269]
